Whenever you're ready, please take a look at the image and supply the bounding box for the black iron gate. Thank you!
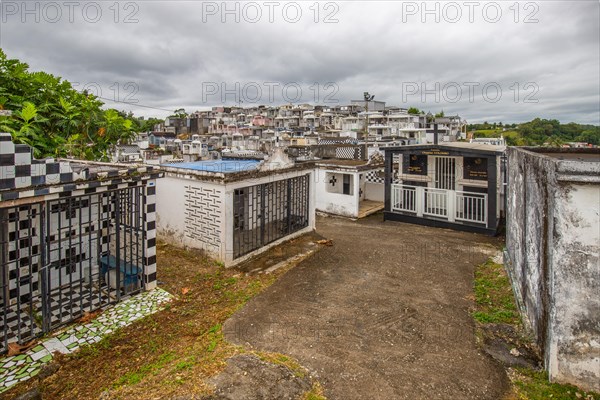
[1,186,146,353]
[233,175,310,259]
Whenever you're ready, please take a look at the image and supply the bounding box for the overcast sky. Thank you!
[1,1,599,123]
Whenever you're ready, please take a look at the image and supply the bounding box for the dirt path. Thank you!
[224,214,509,400]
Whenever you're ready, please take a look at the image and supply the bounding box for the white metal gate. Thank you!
[428,157,456,215]
[434,157,456,190]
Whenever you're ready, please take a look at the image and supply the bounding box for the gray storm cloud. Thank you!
[1,0,598,123]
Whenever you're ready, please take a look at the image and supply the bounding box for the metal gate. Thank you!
[1,187,145,353]
[434,156,456,190]
[233,175,310,259]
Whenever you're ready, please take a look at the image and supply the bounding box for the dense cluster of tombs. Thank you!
[1,131,598,392]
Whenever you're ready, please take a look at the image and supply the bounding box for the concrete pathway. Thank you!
[224,215,509,400]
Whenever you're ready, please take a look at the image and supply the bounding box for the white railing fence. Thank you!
[424,187,448,218]
[391,184,487,225]
[455,190,487,224]
[391,185,417,213]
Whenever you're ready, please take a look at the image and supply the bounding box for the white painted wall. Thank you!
[156,174,227,260]
[506,148,600,392]
[157,169,316,266]
[315,168,359,218]
[365,182,384,202]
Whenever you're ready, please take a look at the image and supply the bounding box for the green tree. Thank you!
[0,49,155,160]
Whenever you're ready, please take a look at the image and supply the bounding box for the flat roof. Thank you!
[315,159,370,167]
[161,159,260,173]
[541,153,600,162]
[384,142,506,154]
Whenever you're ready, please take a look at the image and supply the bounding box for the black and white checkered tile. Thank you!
[0,282,112,348]
[0,133,72,192]
[0,133,162,202]
[365,169,386,184]
[4,205,42,305]
[1,134,162,348]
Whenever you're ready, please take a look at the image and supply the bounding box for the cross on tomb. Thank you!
[329,176,337,186]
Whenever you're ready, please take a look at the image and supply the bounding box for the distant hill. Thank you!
[468,119,600,146]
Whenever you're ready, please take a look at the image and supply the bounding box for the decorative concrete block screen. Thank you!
[0,133,160,354]
[184,185,223,254]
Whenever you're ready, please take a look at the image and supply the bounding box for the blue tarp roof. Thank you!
[162,159,260,173]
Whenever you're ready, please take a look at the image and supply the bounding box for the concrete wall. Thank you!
[505,147,600,392]
[156,175,227,260]
[315,168,359,217]
[364,182,384,202]
[157,169,315,266]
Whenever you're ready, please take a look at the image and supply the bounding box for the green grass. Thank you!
[205,323,223,352]
[303,382,327,400]
[472,259,520,325]
[473,129,505,136]
[74,329,126,359]
[113,352,176,388]
[254,351,307,379]
[511,367,600,400]
[175,358,195,371]
[472,259,600,399]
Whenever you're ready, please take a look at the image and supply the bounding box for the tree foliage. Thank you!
[0,50,148,160]
[468,118,600,146]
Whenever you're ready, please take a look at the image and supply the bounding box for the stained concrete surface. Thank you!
[203,354,312,400]
[224,214,509,400]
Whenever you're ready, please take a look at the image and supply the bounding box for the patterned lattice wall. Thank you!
[335,146,363,159]
[318,138,358,145]
[184,185,223,252]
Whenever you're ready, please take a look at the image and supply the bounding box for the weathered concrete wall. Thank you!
[549,182,600,390]
[505,148,555,351]
[505,147,600,392]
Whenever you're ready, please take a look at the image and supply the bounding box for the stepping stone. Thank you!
[31,349,51,362]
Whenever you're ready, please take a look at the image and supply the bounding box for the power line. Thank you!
[94,95,175,113]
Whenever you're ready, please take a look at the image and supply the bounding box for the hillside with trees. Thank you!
[0,50,158,160]
[467,119,600,146]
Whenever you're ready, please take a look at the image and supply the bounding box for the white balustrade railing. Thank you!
[424,187,448,218]
[391,184,487,225]
[455,191,488,224]
[391,185,417,213]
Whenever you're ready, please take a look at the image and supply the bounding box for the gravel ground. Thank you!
[224,214,509,400]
